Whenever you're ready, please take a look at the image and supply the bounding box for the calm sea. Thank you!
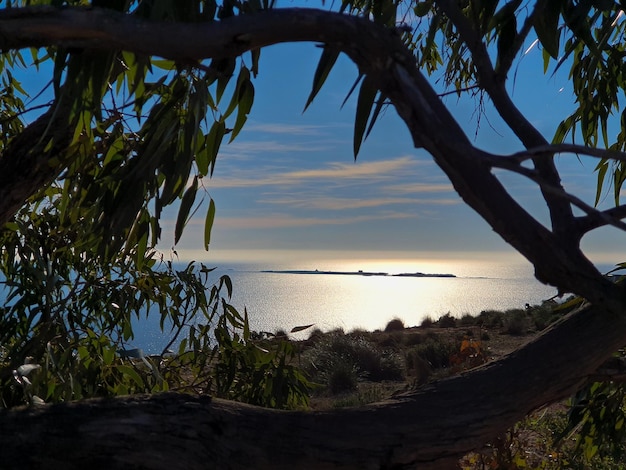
[135,251,584,352]
[3,250,619,354]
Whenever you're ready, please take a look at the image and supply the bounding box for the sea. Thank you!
[132,250,621,353]
[3,250,620,354]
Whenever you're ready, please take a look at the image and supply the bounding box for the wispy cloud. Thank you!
[259,196,459,210]
[219,140,331,158]
[214,212,413,229]
[383,182,454,194]
[244,123,330,135]
[208,156,418,188]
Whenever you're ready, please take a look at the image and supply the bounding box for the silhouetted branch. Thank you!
[508,143,626,164]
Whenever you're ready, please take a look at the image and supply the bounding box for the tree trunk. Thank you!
[2,302,625,469]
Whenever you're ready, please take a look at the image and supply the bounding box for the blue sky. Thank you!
[11,7,625,265]
[164,38,624,263]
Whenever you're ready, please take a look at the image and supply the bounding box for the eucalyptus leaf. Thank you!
[353,75,378,158]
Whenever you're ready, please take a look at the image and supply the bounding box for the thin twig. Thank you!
[508,143,626,164]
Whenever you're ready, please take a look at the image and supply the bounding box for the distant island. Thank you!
[260,269,456,278]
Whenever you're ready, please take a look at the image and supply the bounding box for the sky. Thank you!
[13,4,626,266]
[162,37,624,264]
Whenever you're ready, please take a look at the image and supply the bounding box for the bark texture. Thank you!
[1,5,626,469]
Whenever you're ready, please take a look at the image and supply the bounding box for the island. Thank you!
[260,269,456,278]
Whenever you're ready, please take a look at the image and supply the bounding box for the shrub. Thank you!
[332,384,389,408]
[459,314,477,327]
[403,331,423,346]
[503,309,529,336]
[437,313,457,328]
[325,360,360,394]
[529,306,557,331]
[476,309,505,329]
[307,328,325,342]
[378,332,403,349]
[302,332,404,391]
[408,337,457,369]
[384,318,405,332]
[420,316,434,328]
[405,349,432,385]
[274,329,288,339]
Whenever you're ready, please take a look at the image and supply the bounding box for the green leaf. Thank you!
[342,74,364,110]
[594,159,608,206]
[204,198,216,251]
[353,75,378,158]
[175,176,198,245]
[152,59,176,70]
[365,92,387,140]
[117,365,145,389]
[487,0,523,32]
[250,48,261,78]
[496,15,517,72]
[223,66,250,119]
[206,120,226,177]
[304,46,340,112]
[290,324,315,333]
[533,0,562,59]
[214,57,237,103]
[229,78,254,142]
[413,1,432,17]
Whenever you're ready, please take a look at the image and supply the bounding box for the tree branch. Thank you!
[576,205,626,234]
[508,143,626,164]
[435,0,575,235]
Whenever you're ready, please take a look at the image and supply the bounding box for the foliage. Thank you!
[208,310,311,409]
[560,381,626,463]
[0,195,310,410]
[384,317,405,332]
[436,312,457,328]
[406,336,457,370]
[303,331,404,394]
[502,309,530,336]
[476,310,505,329]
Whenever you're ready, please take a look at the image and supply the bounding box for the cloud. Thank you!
[382,182,454,194]
[171,212,413,230]
[208,156,419,188]
[244,123,332,135]
[259,196,459,210]
[219,140,331,158]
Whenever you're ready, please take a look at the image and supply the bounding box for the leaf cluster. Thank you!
[0,196,310,409]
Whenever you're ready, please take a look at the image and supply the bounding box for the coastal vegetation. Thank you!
[294,305,626,468]
[4,0,626,468]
